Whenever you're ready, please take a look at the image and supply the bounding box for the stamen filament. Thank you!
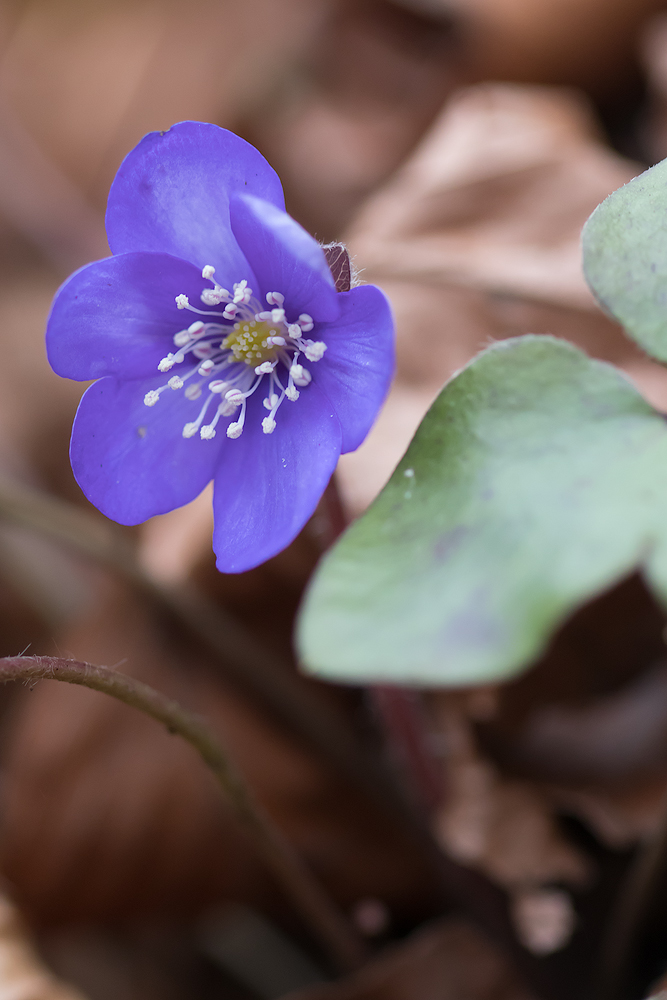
[159,277,326,439]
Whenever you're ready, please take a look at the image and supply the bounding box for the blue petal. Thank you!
[310,285,395,453]
[70,374,225,524]
[47,252,213,382]
[211,385,342,573]
[106,122,284,282]
[230,194,340,321]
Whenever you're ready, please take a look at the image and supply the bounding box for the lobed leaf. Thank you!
[583,157,667,363]
[298,336,667,686]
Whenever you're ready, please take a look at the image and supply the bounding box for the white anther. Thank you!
[168,375,184,389]
[209,380,227,393]
[219,399,236,416]
[270,308,285,324]
[223,304,238,319]
[288,323,302,339]
[302,340,327,362]
[158,354,175,372]
[175,294,190,309]
[182,422,198,438]
[225,388,244,406]
[144,390,160,406]
[255,361,276,375]
[198,359,215,375]
[188,321,205,336]
[227,421,243,439]
[233,280,252,304]
[173,330,190,347]
[255,311,271,321]
[267,336,286,347]
[185,385,202,400]
[202,265,216,280]
[201,288,226,306]
[286,386,300,402]
[290,364,311,386]
[266,292,284,306]
[200,424,216,440]
[263,393,279,410]
[298,313,314,332]
[262,416,276,434]
[193,343,214,359]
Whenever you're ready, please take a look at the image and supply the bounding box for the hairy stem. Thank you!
[0,476,396,811]
[0,655,367,972]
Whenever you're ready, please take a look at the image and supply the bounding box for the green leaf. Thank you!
[298,336,667,687]
[583,157,667,363]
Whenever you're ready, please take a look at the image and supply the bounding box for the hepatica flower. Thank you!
[46,122,394,572]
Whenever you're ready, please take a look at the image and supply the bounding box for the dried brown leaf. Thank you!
[283,918,535,1000]
[0,893,87,1000]
[336,83,667,515]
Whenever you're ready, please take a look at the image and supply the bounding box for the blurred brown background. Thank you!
[2,2,667,999]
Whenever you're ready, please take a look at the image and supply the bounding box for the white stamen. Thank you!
[193,342,214,359]
[302,340,327,362]
[233,280,252,304]
[201,288,226,306]
[290,364,311,386]
[182,393,214,437]
[158,276,327,443]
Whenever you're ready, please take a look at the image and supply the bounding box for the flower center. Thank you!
[222,320,280,365]
[143,268,327,442]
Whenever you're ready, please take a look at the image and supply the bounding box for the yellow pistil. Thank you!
[222,320,279,365]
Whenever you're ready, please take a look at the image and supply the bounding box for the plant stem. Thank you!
[0,476,396,812]
[0,654,367,973]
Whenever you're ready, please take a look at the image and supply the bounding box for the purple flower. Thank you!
[46,122,394,573]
